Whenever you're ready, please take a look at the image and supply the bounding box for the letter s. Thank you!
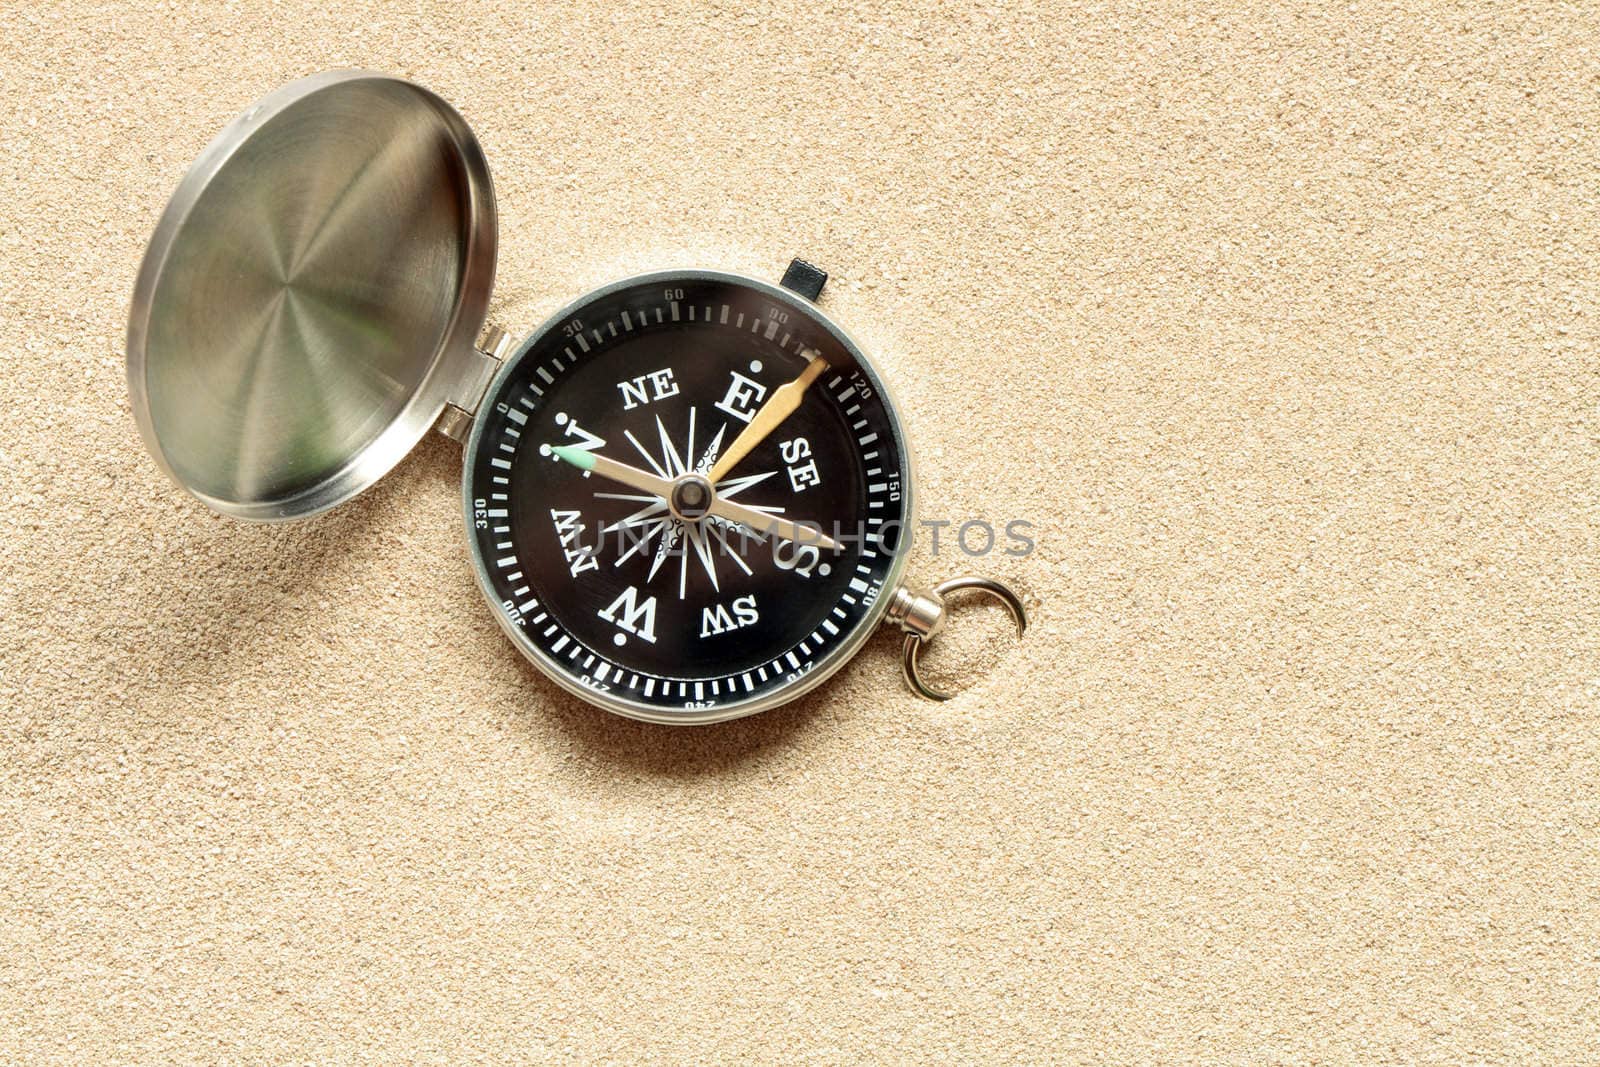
[1004,519,1035,557]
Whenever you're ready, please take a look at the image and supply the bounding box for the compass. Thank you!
[126,71,1027,725]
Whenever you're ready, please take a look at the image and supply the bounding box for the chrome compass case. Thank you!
[127,71,1025,725]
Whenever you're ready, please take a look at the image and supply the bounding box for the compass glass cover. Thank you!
[465,272,911,721]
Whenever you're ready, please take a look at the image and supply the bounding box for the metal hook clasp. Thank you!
[886,576,1029,701]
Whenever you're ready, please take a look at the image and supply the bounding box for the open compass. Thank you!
[126,71,1027,724]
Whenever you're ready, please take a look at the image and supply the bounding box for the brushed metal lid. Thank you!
[126,70,497,520]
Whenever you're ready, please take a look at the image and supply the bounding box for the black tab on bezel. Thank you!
[779,258,828,302]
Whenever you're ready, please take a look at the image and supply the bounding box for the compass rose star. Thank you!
[596,407,784,597]
[550,404,830,601]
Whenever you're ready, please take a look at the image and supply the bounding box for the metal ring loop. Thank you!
[902,577,1029,701]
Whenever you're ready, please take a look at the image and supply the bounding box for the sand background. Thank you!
[3,1,1598,1062]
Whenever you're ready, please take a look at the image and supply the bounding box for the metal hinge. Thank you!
[437,324,512,443]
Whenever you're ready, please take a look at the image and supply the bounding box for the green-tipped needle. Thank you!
[549,444,597,471]
[545,443,837,550]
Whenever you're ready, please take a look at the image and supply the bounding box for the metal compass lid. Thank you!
[126,70,497,520]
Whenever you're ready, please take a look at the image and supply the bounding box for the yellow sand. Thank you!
[2,2,1597,1061]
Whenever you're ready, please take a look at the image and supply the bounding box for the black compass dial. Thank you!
[464,272,911,722]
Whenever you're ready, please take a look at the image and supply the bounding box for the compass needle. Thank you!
[708,351,829,483]
[706,497,839,551]
[548,445,675,500]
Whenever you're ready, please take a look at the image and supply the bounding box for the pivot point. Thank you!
[668,473,715,522]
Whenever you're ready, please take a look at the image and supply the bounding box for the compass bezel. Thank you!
[460,268,916,725]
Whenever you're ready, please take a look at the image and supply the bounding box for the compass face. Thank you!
[463,270,913,723]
